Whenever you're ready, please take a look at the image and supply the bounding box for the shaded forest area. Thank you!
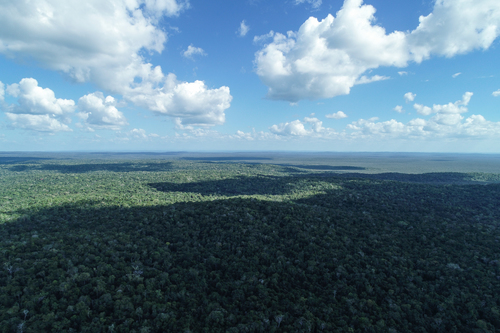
[0,159,499,332]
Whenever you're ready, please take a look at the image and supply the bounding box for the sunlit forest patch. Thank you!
[1,158,499,332]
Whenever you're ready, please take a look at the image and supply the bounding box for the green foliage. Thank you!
[0,158,499,332]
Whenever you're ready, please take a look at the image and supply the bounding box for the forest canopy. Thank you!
[0,158,499,332]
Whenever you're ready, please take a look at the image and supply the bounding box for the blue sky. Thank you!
[1,0,500,152]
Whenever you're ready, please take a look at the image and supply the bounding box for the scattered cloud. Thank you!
[254,0,500,102]
[5,113,72,132]
[407,0,500,62]
[77,92,128,130]
[240,92,499,141]
[253,31,275,44]
[129,128,148,139]
[413,92,472,116]
[452,72,461,78]
[5,78,75,118]
[182,44,207,59]
[0,0,231,127]
[238,20,250,37]
[0,81,4,102]
[235,130,255,141]
[128,74,232,127]
[269,117,336,137]
[493,89,500,97]
[355,75,390,85]
[398,71,408,76]
[295,0,322,9]
[404,92,416,103]
[326,111,348,119]
[394,105,404,113]
[2,78,75,132]
[346,92,499,139]
[348,113,500,139]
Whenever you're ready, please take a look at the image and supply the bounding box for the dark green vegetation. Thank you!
[1,157,500,332]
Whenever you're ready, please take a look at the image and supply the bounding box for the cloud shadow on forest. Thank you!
[310,172,500,184]
[0,157,53,165]
[278,164,366,171]
[2,177,500,332]
[149,175,294,196]
[149,171,499,198]
[8,162,174,173]
[181,157,273,161]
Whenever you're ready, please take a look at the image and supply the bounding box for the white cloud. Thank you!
[413,92,472,116]
[254,0,409,102]
[398,71,408,76]
[452,72,461,78]
[270,120,309,136]
[393,105,404,113]
[295,0,322,9]
[348,92,500,139]
[0,0,232,127]
[407,0,500,62]
[5,78,75,118]
[142,0,190,18]
[254,0,500,102]
[128,74,232,127]
[348,113,500,139]
[0,81,4,102]
[77,92,128,130]
[2,78,75,132]
[129,128,148,139]
[413,104,433,116]
[235,130,255,140]
[5,113,72,132]
[348,118,407,136]
[238,20,250,37]
[355,75,390,85]
[182,44,206,59]
[404,92,416,103]
[326,111,348,119]
[493,89,500,97]
[253,31,275,44]
[269,117,333,137]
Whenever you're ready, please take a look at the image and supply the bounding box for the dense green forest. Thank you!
[1,158,499,332]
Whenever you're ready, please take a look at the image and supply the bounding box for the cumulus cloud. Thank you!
[254,1,408,102]
[493,89,500,97]
[0,81,4,102]
[348,92,500,139]
[393,105,404,113]
[355,75,390,85]
[269,117,335,137]
[0,0,232,127]
[348,114,500,139]
[77,92,128,130]
[452,72,461,78]
[129,128,148,139]
[238,20,250,37]
[182,44,206,59]
[127,73,232,127]
[5,113,72,132]
[142,0,190,18]
[326,111,348,119]
[295,0,322,9]
[2,78,75,132]
[407,0,500,62]
[413,92,472,116]
[404,92,416,103]
[398,71,408,76]
[5,78,75,118]
[254,0,500,102]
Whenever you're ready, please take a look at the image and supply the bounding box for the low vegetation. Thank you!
[1,159,499,332]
